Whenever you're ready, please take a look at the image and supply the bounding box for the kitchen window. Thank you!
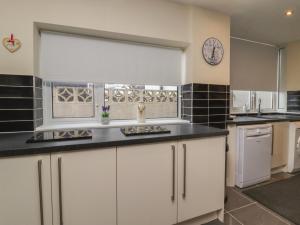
[43,81,179,126]
[231,90,276,113]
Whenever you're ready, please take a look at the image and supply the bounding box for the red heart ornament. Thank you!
[2,37,22,53]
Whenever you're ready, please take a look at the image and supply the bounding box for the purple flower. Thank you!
[102,105,110,112]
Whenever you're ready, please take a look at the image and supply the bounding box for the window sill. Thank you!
[36,118,190,131]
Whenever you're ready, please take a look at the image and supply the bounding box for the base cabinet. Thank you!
[178,137,225,222]
[117,142,178,225]
[51,148,116,225]
[272,122,289,169]
[0,155,52,225]
[0,137,225,225]
[117,137,225,225]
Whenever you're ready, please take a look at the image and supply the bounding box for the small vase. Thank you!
[101,117,110,125]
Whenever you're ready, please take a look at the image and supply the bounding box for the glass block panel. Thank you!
[105,83,178,120]
[52,82,94,118]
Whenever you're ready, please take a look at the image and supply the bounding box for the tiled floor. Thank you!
[223,173,296,225]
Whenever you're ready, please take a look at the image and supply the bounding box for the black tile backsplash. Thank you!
[35,109,43,120]
[0,75,43,132]
[287,91,300,112]
[209,92,227,99]
[0,74,33,86]
[182,83,192,92]
[192,107,208,115]
[193,92,208,99]
[209,100,227,108]
[0,110,34,121]
[192,115,209,123]
[210,107,227,115]
[0,86,33,98]
[209,84,226,92]
[193,83,208,92]
[181,83,230,129]
[0,121,34,132]
[35,77,43,88]
[35,87,43,99]
[182,92,192,99]
[34,77,43,129]
[193,99,209,107]
[209,115,226,123]
[182,99,192,108]
[35,98,43,109]
[0,98,34,109]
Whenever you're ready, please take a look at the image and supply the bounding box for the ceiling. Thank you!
[172,0,300,46]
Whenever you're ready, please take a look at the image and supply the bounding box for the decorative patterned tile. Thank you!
[128,89,141,102]
[53,85,94,118]
[112,89,125,102]
[156,91,167,102]
[105,84,178,120]
[57,87,74,102]
[77,88,93,103]
[143,90,155,103]
[168,91,177,102]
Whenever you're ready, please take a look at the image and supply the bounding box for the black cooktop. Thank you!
[27,129,92,143]
[121,125,171,136]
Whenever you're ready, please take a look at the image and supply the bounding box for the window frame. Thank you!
[43,81,181,127]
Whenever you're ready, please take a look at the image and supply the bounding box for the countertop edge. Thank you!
[0,129,228,157]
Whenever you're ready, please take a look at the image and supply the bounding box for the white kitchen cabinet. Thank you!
[178,137,225,222]
[51,148,116,225]
[0,155,52,225]
[272,122,289,169]
[117,142,178,225]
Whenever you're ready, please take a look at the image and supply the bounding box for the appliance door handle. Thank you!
[58,157,64,225]
[38,160,44,225]
[171,145,176,202]
[246,134,271,139]
[182,144,187,199]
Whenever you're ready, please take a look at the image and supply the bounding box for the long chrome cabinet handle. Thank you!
[171,145,176,202]
[58,157,64,225]
[38,160,44,225]
[182,144,187,199]
[271,125,274,155]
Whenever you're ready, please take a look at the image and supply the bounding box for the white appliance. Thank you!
[236,124,273,188]
[287,122,300,173]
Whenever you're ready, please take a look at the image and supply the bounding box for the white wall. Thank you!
[0,0,230,85]
[185,6,230,85]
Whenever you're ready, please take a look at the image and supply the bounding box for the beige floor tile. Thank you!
[230,203,288,225]
[225,188,253,212]
[224,213,242,225]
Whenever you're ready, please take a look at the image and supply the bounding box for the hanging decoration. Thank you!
[2,34,22,53]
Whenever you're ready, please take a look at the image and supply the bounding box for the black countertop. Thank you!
[0,124,228,157]
[227,114,300,126]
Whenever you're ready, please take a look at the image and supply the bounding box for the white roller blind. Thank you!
[39,32,183,85]
[230,38,278,91]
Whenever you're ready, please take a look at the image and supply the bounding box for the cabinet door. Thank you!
[51,148,116,225]
[117,142,177,225]
[0,155,52,225]
[178,137,225,222]
[272,122,289,168]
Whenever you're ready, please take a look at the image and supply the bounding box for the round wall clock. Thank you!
[202,37,224,66]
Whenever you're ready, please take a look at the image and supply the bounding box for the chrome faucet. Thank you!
[258,98,262,116]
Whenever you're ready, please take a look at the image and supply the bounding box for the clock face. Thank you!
[202,38,224,66]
